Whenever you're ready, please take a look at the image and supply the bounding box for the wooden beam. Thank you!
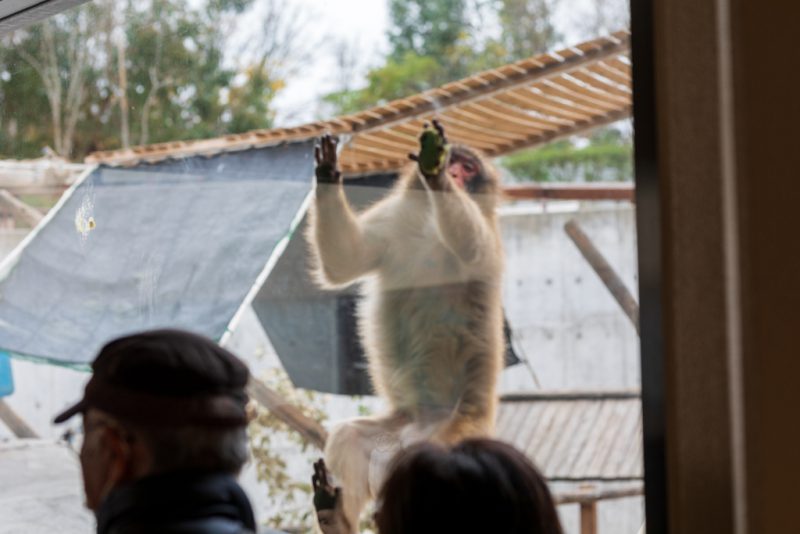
[246,378,328,450]
[0,399,39,439]
[554,484,644,505]
[503,183,634,202]
[497,89,593,122]
[0,189,44,226]
[502,389,641,403]
[580,501,598,534]
[564,219,640,335]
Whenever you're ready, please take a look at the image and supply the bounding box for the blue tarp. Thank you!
[0,352,12,397]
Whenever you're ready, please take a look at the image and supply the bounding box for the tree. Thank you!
[0,3,102,157]
[322,0,481,115]
[493,0,561,60]
[0,0,308,161]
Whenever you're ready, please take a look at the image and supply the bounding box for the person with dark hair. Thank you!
[54,329,257,534]
[313,438,564,534]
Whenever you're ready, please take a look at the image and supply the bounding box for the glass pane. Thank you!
[0,1,642,533]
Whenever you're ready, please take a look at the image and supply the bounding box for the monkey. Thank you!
[307,120,505,531]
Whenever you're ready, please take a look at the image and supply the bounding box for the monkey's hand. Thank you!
[409,119,449,185]
[315,134,342,185]
[312,459,352,534]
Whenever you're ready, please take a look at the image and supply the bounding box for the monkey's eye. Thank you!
[451,154,478,175]
[461,161,478,174]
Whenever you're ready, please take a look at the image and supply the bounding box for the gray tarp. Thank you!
[0,141,315,366]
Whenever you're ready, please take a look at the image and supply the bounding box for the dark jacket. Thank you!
[96,471,257,534]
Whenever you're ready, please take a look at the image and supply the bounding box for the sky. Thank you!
[267,0,391,126]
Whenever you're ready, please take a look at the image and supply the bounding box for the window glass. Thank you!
[0,1,641,533]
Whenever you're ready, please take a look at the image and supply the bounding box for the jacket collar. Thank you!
[96,471,256,533]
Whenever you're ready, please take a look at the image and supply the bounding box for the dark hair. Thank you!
[375,439,564,534]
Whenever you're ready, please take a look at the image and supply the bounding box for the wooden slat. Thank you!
[584,401,630,478]
[441,108,531,140]
[598,398,639,478]
[539,80,621,113]
[558,74,631,105]
[620,417,644,477]
[572,70,632,97]
[459,103,549,135]
[475,99,566,130]
[536,401,577,473]
[344,132,415,154]
[553,400,603,478]
[510,401,546,453]
[591,61,631,86]
[570,400,614,477]
[349,36,629,133]
[498,89,592,122]
[492,107,631,157]
[361,128,418,147]
[522,400,561,464]
[343,141,403,161]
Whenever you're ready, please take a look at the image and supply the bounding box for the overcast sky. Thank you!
[266,0,390,126]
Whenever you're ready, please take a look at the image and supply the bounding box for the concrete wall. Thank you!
[500,200,640,392]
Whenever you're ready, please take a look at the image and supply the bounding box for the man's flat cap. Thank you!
[54,329,250,426]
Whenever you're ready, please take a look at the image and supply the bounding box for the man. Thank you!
[54,329,257,534]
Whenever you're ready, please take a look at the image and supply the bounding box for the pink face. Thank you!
[447,154,479,189]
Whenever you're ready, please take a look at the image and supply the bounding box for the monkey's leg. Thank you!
[323,412,408,531]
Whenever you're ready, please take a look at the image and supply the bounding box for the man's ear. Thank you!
[100,425,135,483]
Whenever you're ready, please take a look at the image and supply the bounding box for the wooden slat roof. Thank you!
[87,31,631,174]
[495,390,643,481]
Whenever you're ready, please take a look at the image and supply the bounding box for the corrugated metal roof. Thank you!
[87,31,631,174]
[495,390,642,481]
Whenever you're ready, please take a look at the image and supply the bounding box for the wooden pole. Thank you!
[579,501,598,534]
[564,219,640,335]
[0,399,38,438]
[0,189,44,227]
[247,378,328,450]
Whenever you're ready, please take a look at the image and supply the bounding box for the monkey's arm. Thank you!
[310,184,384,286]
[410,121,496,264]
[427,180,497,265]
[310,134,384,286]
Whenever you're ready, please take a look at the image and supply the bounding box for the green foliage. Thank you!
[324,53,439,114]
[0,0,295,161]
[502,137,633,182]
[491,0,562,60]
[388,0,469,63]
[248,367,328,532]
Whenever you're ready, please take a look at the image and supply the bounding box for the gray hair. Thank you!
[131,423,250,474]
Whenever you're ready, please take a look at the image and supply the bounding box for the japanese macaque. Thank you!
[308,121,505,531]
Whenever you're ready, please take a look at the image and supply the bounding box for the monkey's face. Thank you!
[447,152,479,189]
